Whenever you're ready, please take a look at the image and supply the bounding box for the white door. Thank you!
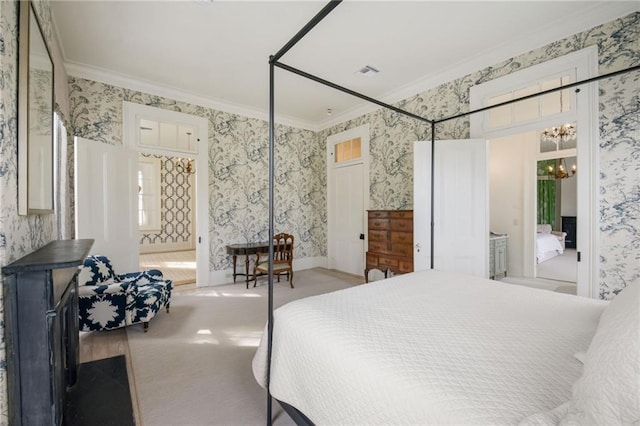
[75,137,139,273]
[330,163,365,275]
[414,139,489,277]
[327,125,370,276]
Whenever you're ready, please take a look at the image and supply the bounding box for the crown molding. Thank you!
[64,61,320,132]
[319,2,639,131]
[60,2,637,134]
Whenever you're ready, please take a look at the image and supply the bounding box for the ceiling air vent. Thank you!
[356,65,380,77]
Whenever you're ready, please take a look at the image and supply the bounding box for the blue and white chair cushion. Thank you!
[77,255,173,332]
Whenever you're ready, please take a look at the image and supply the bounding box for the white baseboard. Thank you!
[201,256,328,287]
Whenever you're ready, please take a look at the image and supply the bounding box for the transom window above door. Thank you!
[486,74,574,130]
[139,119,197,153]
[335,137,362,163]
[123,102,206,155]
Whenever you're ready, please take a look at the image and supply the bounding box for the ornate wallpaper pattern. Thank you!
[0,2,56,422]
[68,78,325,272]
[319,11,640,300]
[139,153,194,247]
[0,4,638,423]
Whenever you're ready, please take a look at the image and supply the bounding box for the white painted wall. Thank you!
[561,156,577,216]
[489,132,537,277]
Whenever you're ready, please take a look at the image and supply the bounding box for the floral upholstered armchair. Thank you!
[78,255,173,332]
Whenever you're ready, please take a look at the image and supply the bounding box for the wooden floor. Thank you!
[78,328,141,424]
[139,250,196,285]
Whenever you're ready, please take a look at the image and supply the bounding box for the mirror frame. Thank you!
[18,0,55,215]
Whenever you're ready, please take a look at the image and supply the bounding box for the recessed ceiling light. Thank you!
[356,65,380,77]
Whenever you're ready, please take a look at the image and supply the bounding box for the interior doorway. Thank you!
[488,131,578,293]
[326,124,370,277]
[123,102,209,286]
[471,47,598,298]
[535,155,578,285]
[137,153,197,285]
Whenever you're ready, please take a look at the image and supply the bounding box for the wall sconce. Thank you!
[176,158,195,175]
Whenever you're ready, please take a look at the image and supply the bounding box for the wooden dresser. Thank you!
[365,210,413,283]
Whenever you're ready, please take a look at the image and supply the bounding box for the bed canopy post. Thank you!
[430,121,436,270]
[266,57,275,425]
[263,0,640,421]
[432,64,640,125]
[272,0,342,63]
[273,62,433,125]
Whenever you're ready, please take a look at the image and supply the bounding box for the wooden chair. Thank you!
[253,233,294,288]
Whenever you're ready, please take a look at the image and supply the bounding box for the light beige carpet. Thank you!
[536,248,578,283]
[126,268,362,426]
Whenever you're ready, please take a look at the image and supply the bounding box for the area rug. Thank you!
[126,268,360,425]
[65,355,135,426]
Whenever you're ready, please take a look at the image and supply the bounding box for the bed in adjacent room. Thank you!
[536,224,566,263]
[253,270,639,425]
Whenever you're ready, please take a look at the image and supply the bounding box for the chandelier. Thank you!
[176,158,195,174]
[546,157,576,179]
[541,123,576,145]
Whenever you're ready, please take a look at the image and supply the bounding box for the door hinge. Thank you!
[198,237,201,244]
[577,251,581,262]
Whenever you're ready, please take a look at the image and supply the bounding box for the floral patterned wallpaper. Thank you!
[68,77,325,273]
[0,3,638,423]
[0,1,58,422]
[319,11,640,300]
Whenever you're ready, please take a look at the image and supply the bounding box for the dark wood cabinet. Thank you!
[365,210,413,282]
[2,239,93,426]
[562,216,577,249]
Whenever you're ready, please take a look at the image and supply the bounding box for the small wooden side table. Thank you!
[226,242,269,288]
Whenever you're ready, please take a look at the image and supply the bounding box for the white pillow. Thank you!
[537,224,552,234]
[560,281,639,425]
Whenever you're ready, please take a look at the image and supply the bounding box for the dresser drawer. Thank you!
[398,260,413,273]
[390,218,413,232]
[391,243,412,257]
[494,237,507,249]
[389,210,413,219]
[366,252,379,267]
[369,230,388,243]
[368,211,389,219]
[369,241,391,254]
[377,256,399,269]
[390,231,412,244]
[369,218,390,230]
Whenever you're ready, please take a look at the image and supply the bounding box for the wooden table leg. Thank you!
[245,254,250,288]
[232,254,237,282]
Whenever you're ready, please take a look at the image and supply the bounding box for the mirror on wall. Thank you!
[18,0,54,215]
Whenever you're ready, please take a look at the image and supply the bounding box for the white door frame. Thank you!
[123,102,210,287]
[470,46,599,298]
[326,124,370,273]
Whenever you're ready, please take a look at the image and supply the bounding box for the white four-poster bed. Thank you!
[252,1,640,425]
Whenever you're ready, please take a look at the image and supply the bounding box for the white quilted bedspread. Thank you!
[253,270,607,425]
[536,233,564,260]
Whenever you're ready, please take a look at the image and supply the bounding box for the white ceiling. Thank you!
[51,1,639,129]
